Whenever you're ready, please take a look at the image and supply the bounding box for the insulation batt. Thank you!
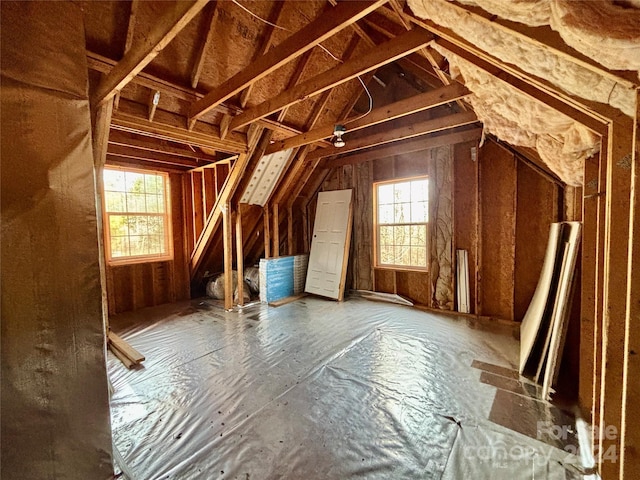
[437,44,598,185]
[406,0,637,118]
[452,0,640,74]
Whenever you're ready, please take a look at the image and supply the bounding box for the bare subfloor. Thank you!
[109,296,589,479]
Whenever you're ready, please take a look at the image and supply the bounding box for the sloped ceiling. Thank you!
[407,0,640,185]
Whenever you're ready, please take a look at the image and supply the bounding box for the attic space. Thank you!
[1,1,638,479]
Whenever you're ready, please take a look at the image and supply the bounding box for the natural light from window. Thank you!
[375,177,428,269]
[103,167,172,263]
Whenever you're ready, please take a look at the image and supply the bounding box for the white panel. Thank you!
[239,148,293,206]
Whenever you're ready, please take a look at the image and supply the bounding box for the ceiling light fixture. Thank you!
[333,124,346,148]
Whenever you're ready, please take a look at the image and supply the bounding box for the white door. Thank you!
[305,189,353,300]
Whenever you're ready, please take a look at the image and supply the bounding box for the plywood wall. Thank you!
[453,138,561,321]
[106,172,190,314]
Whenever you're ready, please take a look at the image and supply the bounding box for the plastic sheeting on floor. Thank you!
[108,297,590,479]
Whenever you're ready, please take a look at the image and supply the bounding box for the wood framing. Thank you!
[321,128,483,168]
[305,111,478,161]
[235,205,244,306]
[93,0,209,105]
[189,0,386,121]
[222,202,233,310]
[599,117,636,478]
[190,153,249,279]
[190,1,219,89]
[266,83,470,154]
[229,28,434,131]
[111,109,247,154]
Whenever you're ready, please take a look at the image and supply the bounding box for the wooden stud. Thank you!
[93,0,209,105]
[599,117,635,478]
[91,96,114,331]
[191,171,204,242]
[580,153,600,417]
[273,203,280,258]
[228,28,434,131]
[222,202,233,310]
[189,0,386,120]
[619,89,640,479]
[287,204,294,256]
[263,206,271,258]
[235,205,244,306]
[191,153,250,279]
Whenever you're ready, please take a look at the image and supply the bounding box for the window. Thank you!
[103,167,172,264]
[374,176,428,270]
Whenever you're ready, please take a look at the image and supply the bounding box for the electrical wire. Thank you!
[231,0,288,30]
[231,0,374,126]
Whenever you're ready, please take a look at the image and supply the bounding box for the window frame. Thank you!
[373,175,429,272]
[102,166,174,266]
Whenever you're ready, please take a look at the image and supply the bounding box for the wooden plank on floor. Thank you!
[268,293,307,307]
[108,343,135,369]
[108,331,145,363]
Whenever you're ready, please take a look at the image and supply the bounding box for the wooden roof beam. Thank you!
[321,127,483,168]
[111,109,247,154]
[266,83,470,154]
[229,27,434,131]
[189,0,387,121]
[107,144,208,169]
[190,2,220,89]
[108,130,219,162]
[305,110,478,161]
[93,0,209,105]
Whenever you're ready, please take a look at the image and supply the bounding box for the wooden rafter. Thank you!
[114,0,140,110]
[269,35,363,208]
[190,1,219,89]
[320,127,483,168]
[189,0,387,121]
[92,0,209,105]
[239,1,287,108]
[229,28,434,131]
[305,111,478,161]
[266,83,469,154]
[369,7,466,109]
[87,51,314,139]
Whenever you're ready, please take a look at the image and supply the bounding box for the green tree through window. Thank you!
[375,177,428,269]
[103,167,172,263]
